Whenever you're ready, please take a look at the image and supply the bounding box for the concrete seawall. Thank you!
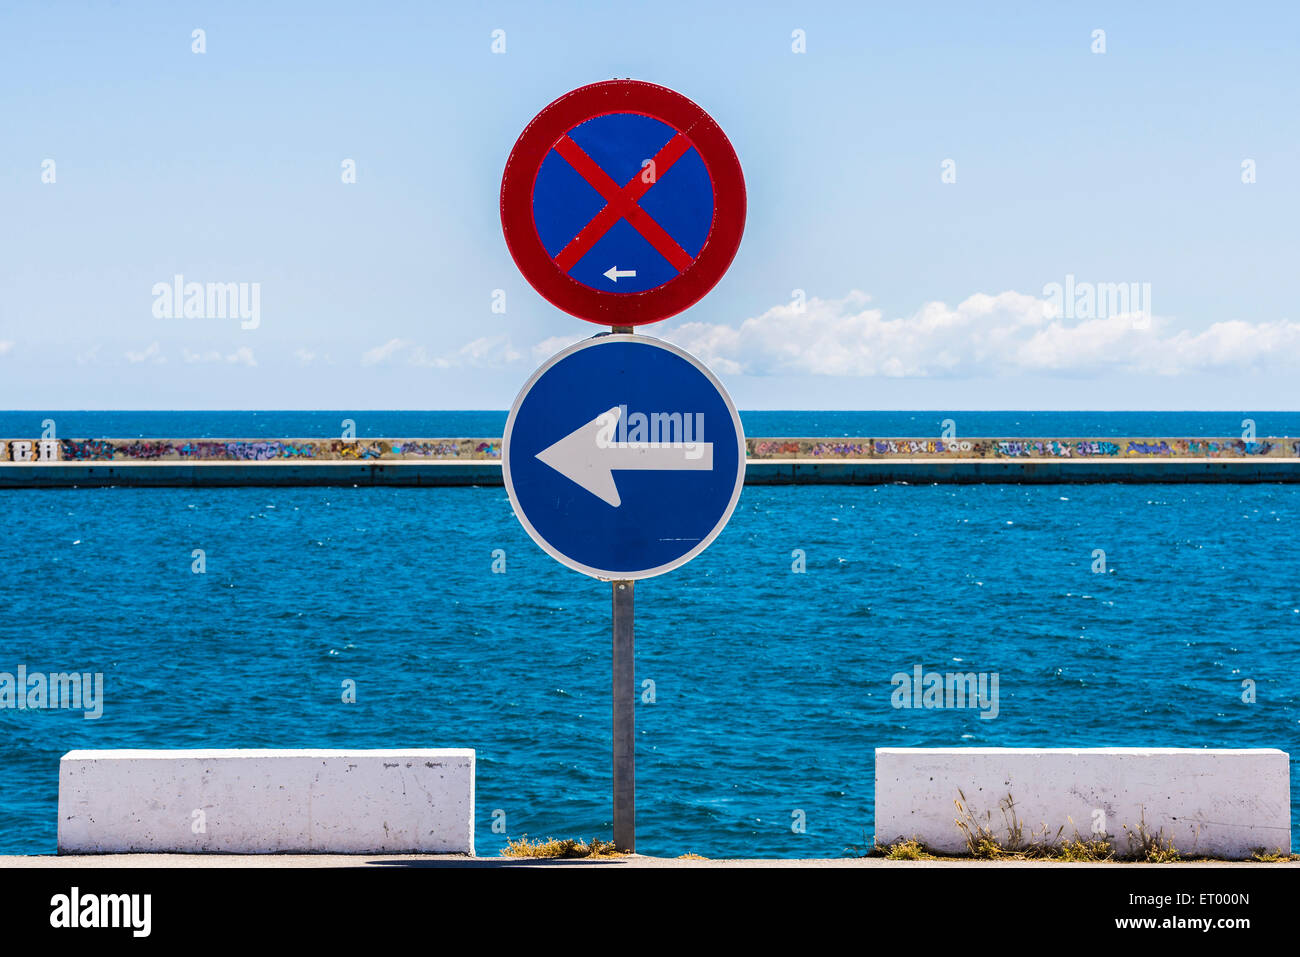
[1,460,506,488]
[1,436,1297,486]
[3,457,1299,487]
[745,457,1300,485]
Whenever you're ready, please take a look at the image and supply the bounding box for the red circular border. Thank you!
[500,80,746,327]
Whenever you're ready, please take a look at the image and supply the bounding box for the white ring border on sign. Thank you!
[502,333,747,582]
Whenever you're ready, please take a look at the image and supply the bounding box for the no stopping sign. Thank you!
[500,80,746,326]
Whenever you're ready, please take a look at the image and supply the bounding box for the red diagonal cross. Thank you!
[551,132,696,275]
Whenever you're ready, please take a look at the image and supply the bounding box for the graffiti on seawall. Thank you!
[0,438,504,462]
[0,436,1295,463]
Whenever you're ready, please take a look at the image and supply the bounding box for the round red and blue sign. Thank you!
[501,80,746,326]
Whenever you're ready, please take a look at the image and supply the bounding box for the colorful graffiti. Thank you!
[1125,441,1174,456]
[872,440,970,455]
[59,439,117,461]
[1185,439,1276,457]
[811,442,872,457]
[1076,441,1121,456]
[392,441,461,457]
[996,440,1077,458]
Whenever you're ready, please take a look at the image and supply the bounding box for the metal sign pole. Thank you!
[610,321,636,854]
[611,578,635,852]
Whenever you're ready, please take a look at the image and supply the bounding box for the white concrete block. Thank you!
[875,747,1290,859]
[58,749,475,854]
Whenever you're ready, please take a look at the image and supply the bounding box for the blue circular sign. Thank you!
[503,335,745,580]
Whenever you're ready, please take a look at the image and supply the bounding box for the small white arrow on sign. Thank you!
[535,406,713,507]
[602,266,637,282]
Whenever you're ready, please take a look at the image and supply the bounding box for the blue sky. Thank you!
[2,1,1298,410]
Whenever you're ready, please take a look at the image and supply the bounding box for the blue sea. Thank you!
[0,411,1296,857]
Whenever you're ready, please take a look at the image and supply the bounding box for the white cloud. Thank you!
[1145,320,1300,374]
[125,341,166,364]
[362,335,521,369]
[361,337,411,366]
[226,346,256,367]
[0,340,13,357]
[531,334,589,363]
[181,347,257,367]
[434,335,521,368]
[659,290,1300,378]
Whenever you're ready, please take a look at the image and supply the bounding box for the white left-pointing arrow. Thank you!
[603,266,637,282]
[535,406,713,507]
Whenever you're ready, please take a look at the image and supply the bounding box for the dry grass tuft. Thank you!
[876,839,936,860]
[1121,811,1181,863]
[950,792,1193,863]
[1248,848,1294,862]
[500,836,626,859]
